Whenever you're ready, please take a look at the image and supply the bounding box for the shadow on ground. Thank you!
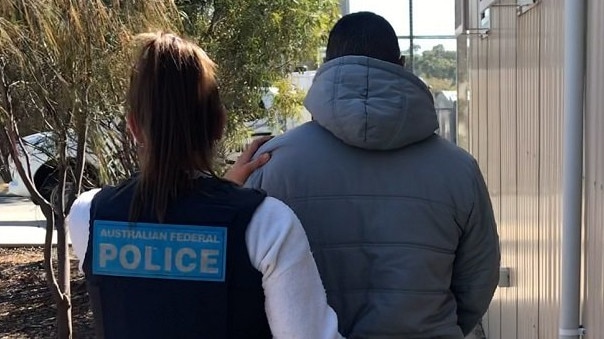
[0,221,46,227]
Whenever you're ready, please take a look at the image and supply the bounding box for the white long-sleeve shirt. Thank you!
[68,189,343,339]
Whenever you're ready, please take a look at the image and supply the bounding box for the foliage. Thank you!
[0,1,339,335]
[414,44,457,84]
[177,0,339,145]
[0,0,182,182]
[267,76,306,133]
[0,1,179,337]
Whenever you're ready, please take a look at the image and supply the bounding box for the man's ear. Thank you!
[399,55,406,68]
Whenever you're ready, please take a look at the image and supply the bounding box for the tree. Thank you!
[177,0,339,150]
[1,0,339,337]
[0,130,11,182]
[267,76,307,133]
[414,44,457,83]
[0,1,178,337]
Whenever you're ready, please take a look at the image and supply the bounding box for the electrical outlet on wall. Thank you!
[498,267,511,288]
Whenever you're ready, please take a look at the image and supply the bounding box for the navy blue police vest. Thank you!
[82,176,271,339]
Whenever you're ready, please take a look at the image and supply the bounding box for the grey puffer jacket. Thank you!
[246,56,500,339]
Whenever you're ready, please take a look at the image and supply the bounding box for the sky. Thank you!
[347,0,456,53]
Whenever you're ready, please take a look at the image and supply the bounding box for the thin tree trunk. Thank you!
[52,133,72,339]
[42,204,72,339]
[42,206,71,339]
[56,297,72,339]
[55,212,72,339]
[0,130,11,183]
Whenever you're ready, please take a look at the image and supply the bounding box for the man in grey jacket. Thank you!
[246,12,500,339]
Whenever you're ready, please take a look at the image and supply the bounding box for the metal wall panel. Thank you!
[468,2,543,338]
[514,6,541,338]
[485,5,502,338]
[468,0,480,156]
[497,2,519,338]
[477,30,489,174]
[583,0,604,336]
[469,56,480,156]
[469,40,480,156]
[464,0,604,337]
[537,1,564,338]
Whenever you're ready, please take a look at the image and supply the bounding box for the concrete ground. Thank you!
[0,190,59,247]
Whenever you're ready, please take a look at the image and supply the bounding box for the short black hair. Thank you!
[325,12,400,64]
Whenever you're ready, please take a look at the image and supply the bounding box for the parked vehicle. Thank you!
[9,71,317,197]
[7,132,99,203]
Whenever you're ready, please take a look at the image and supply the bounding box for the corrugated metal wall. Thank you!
[485,5,502,336]
[514,4,541,338]
[462,0,584,337]
[537,2,564,338]
[468,0,479,157]
[464,0,604,337]
[498,1,518,338]
[583,0,604,335]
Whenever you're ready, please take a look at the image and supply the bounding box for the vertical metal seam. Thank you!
[513,4,520,337]
[536,6,542,338]
[497,5,504,336]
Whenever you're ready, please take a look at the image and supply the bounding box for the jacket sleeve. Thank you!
[451,161,500,335]
[244,166,263,190]
[245,197,343,339]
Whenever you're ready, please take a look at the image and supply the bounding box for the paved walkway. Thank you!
[0,193,61,247]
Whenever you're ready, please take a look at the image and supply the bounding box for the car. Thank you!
[225,85,312,164]
[9,71,316,198]
[7,131,99,203]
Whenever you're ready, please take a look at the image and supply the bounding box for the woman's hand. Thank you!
[224,136,272,185]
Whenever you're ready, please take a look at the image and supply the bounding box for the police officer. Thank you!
[68,32,342,339]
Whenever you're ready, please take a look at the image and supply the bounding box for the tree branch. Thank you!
[42,207,67,304]
[204,0,222,38]
[0,61,48,206]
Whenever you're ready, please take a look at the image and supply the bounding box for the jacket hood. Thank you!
[304,56,438,150]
